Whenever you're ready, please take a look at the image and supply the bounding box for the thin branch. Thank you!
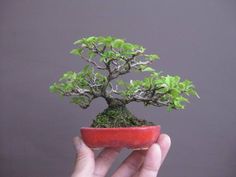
[127,95,170,107]
[80,54,106,70]
[107,50,150,81]
[130,61,152,68]
[101,45,106,53]
[107,82,121,96]
[63,87,90,96]
[91,43,103,57]
[124,87,171,106]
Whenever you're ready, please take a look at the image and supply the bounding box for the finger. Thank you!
[93,147,121,177]
[111,150,147,177]
[133,134,171,177]
[71,137,95,177]
[138,143,162,177]
[157,134,171,164]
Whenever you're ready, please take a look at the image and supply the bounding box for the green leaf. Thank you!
[122,43,134,51]
[167,105,173,112]
[112,39,125,48]
[142,67,155,72]
[88,50,96,59]
[165,75,172,87]
[188,89,200,99]
[59,71,77,81]
[70,48,83,56]
[71,96,85,104]
[174,76,181,83]
[100,51,116,62]
[73,39,82,45]
[171,89,180,97]
[49,83,58,93]
[139,47,146,53]
[70,96,91,108]
[81,65,92,74]
[99,56,106,62]
[104,36,114,43]
[86,36,97,43]
[178,96,189,103]
[147,54,160,61]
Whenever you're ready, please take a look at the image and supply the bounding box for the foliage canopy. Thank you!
[50,36,199,112]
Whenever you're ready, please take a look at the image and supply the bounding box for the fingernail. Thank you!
[73,136,82,151]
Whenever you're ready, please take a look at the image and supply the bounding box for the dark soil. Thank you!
[91,105,155,128]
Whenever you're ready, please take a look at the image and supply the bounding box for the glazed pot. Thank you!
[80,125,161,149]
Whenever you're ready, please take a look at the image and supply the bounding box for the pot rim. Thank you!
[81,125,160,130]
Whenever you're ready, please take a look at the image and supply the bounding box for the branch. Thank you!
[124,87,171,107]
[127,94,170,107]
[80,54,106,70]
[130,61,152,68]
[84,75,103,97]
[107,82,121,96]
[107,50,150,81]
[63,87,97,109]
[63,87,91,96]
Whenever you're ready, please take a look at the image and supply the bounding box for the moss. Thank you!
[91,105,155,128]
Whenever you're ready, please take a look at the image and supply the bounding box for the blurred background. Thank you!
[0,0,236,176]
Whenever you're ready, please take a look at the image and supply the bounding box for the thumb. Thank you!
[71,137,95,177]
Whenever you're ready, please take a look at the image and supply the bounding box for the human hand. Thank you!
[71,134,171,177]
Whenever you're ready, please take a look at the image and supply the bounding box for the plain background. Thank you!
[1,0,236,177]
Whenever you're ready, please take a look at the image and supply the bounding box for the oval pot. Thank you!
[80,125,161,149]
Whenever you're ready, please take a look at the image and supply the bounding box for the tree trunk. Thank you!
[90,103,154,128]
[105,97,126,107]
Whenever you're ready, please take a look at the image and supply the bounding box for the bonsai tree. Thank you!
[49,36,199,128]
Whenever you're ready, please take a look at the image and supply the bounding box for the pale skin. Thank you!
[71,134,171,177]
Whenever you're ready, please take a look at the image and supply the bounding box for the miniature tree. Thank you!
[49,36,199,127]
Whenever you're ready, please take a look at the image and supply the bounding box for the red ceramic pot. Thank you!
[81,125,161,149]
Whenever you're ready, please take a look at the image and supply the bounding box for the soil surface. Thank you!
[91,106,155,128]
